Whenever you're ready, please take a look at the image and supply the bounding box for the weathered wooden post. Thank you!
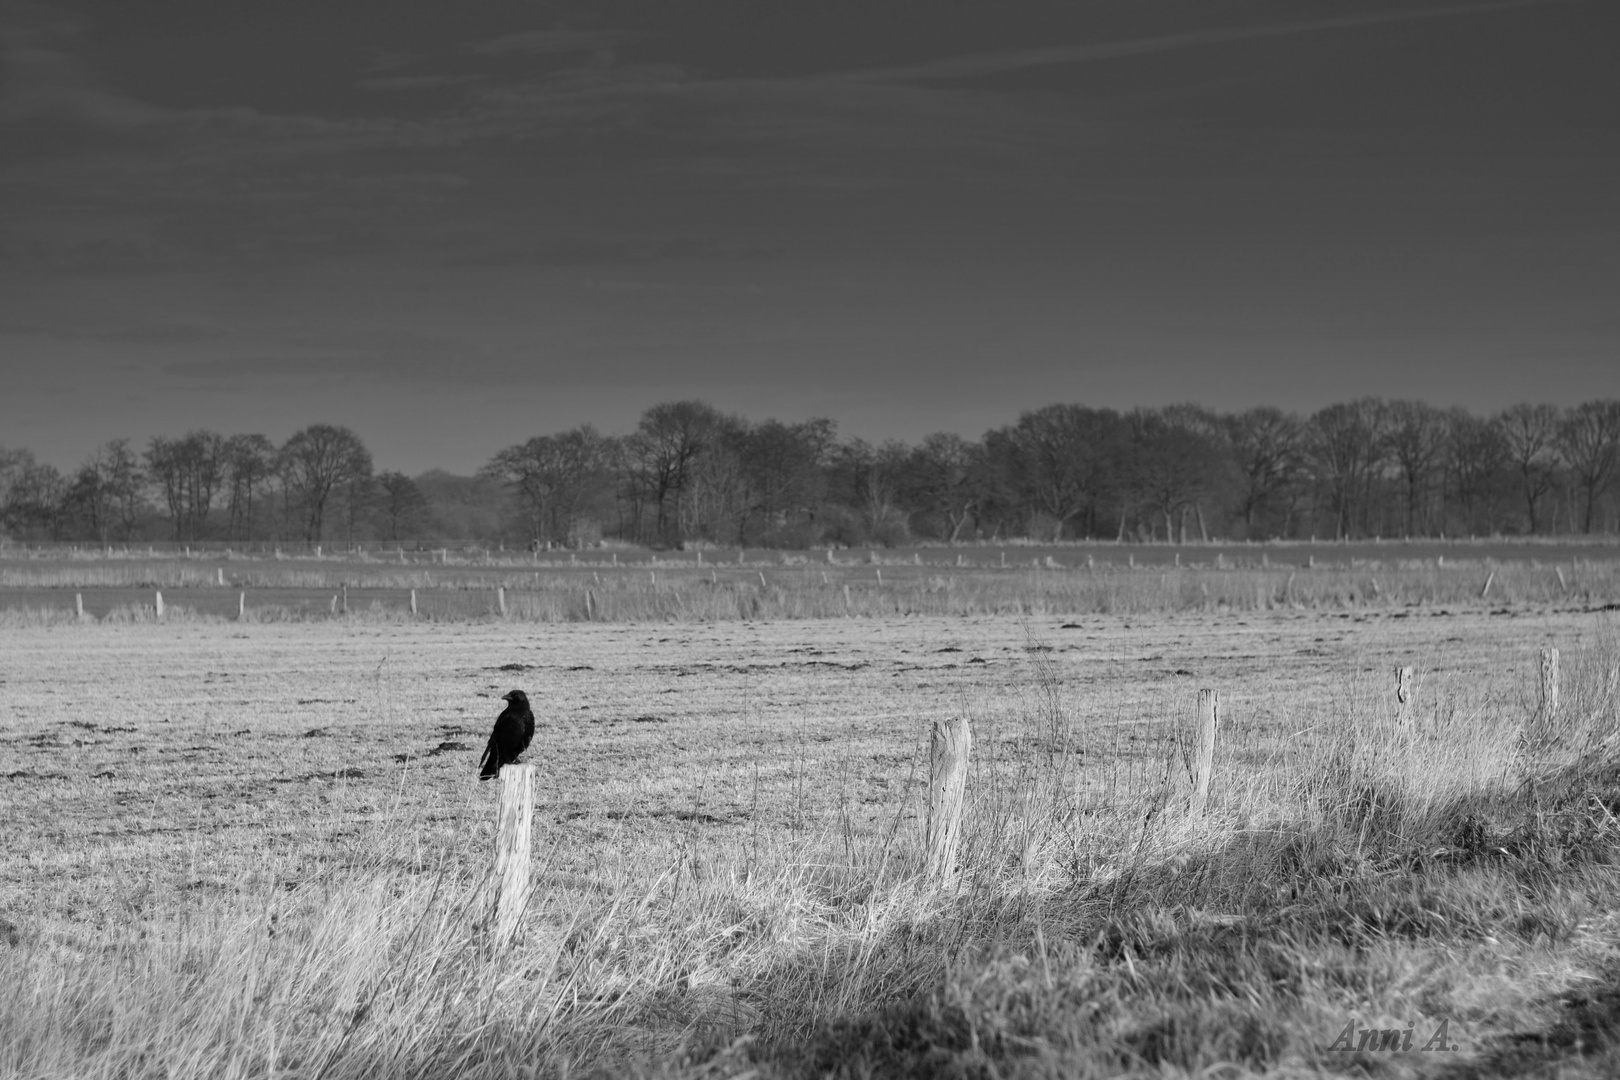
[491,763,536,950]
[843,584,852,612]
[497,586,507,616]
[330,595,338,615]
[926,716,971,884]
[585,589,596,620]
[340,584,349,614]
[154,591,164,620]
[1539,648,1560,725]
[75,593,84,619]
[409,588,418,616]
[1189,690,1219,817]
[238,592,246,620]
[216,567,225,586]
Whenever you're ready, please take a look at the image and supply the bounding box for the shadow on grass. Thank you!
[737,752,1620,1078]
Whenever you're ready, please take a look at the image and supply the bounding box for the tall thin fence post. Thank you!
[154,591,164,620]
[497,586,507,616]
[491,763,536,950]
[75,593,84,619]
[238,592,246,620]
[410,588,418,616]
[1539,648,1560,726]
[217,568,225,586]
[926,716,971,884]
[1189,689,1219,817]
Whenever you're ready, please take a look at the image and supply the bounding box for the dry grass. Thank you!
[3,611,1620,1077]
[3,547,1618,624]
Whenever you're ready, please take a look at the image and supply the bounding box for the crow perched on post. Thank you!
[478,689,535,780]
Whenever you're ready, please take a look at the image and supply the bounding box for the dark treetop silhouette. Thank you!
[478,689,535,781]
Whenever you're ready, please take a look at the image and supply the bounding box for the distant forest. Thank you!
[3,398,1618,548]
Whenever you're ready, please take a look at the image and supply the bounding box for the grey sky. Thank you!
[2,0,1616,474]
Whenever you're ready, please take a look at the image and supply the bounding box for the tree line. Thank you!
[2,399,1618,548]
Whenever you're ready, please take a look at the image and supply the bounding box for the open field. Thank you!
[4,605,1620,1076]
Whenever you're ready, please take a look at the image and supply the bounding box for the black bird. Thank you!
[479,689,535,780]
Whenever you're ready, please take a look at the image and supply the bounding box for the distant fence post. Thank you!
[498,586,507,616]
[238,592,245,620]
[490,763,537,950]
[341,584,348,615]
[1189,689,1219,817]
[409,588,418,616]
[154,591,164,620]
[216,568,225,586]
[1539,648,1560,725]
[75,593,84,619]
[926,716,971,884]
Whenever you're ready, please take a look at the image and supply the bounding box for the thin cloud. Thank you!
[829,0,1587,84]
[463,29,624,56]
[358,74,487,92]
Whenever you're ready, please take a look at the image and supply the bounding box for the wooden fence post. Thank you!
[238,592,246,620]
[926,716,971,884]
[585,589,595,621]
[154,591,164,620]
[341,584,348,615]
[491,763,537,950]
[75,593,84,619]
[1539,648,1560,725]
[498,586,507,616]
[1189,689,1219,817]
[217,568,225,586]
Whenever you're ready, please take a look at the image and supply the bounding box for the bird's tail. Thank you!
[478,737,500,780]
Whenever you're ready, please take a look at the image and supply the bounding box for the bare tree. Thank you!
[829,437,913,546]
[1224,407,1303,538]
[223,434,276,541]
[621,401,731,544]
[65,439,144,542]
[1125,407,1228,543]
[1558,400,1620,534]
[908,433,986,543]
[145,431,225,541]
[1445,409,1507,535]
[1385,400,1449,537]
[1307,398,1390,539]
[1496,404,1562,535]
[988,404,1126,541]
[483,426,610,546]
[373,472,432,542]
[278,424,374,543]
[0,448,67,540]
